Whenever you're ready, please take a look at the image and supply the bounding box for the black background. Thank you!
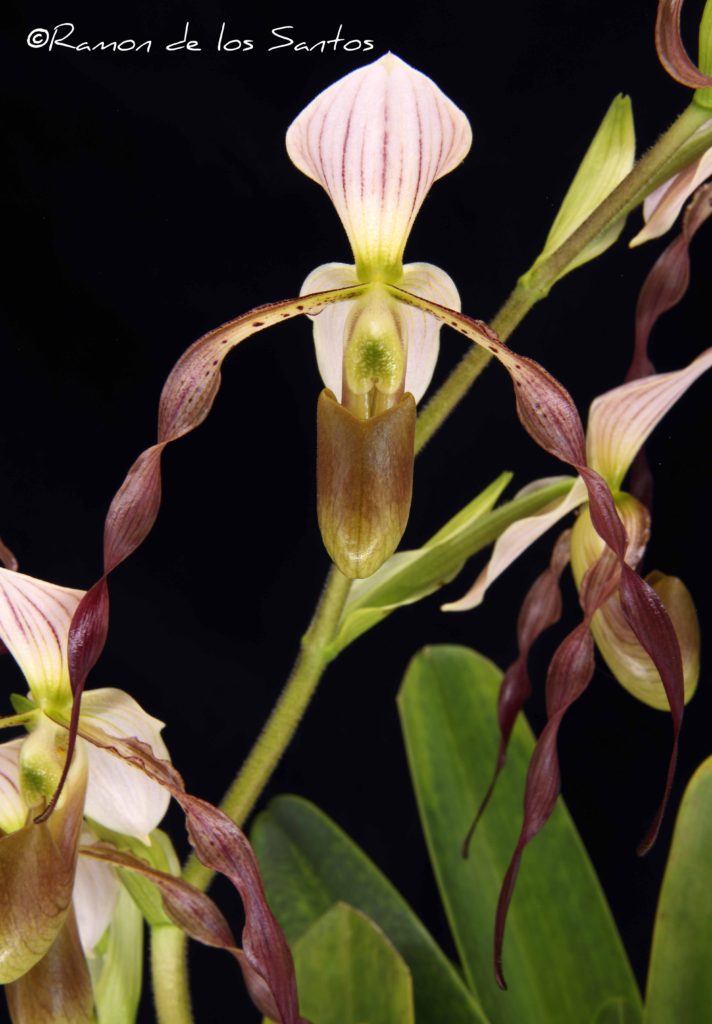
[2,1,712,1020]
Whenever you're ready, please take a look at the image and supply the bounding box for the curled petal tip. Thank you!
[656,0,712,88]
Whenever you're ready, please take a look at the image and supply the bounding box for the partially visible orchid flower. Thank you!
[447,189,711,985]
[446,349,709,705]
[0,567,170,1020]
[630,132,712,245]
[0,564,308,1023]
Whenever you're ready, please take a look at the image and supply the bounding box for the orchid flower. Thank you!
[286,53,471,577]
[445,343,711,986]
[450,183,712,710]
[0,566,169,1020]
[448,349,709,695]
[446,185,711,984]
[0,561,309,1023]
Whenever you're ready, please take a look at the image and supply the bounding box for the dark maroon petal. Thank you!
[72,724,306,1024]
[494,552,619,987]
[655,0,712,87]
[82,843,309,1024]
[619,564,683,855]
[627,184,712,505]
[462,530,570,857]
[630,183,712,382]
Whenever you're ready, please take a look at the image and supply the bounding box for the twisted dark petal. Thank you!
[630,183,712,377]
[655,0,712,87]
[619,564,683,854]
[627,184,712,504]
[75,727,306,1024]
[494,553,619,988]
[462,531,570,857]
[38,287,362,820]
[387,286,685,980]
[82,844,309,1024]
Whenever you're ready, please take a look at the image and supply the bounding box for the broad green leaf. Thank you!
[522,95,635,287]
[289,903,414,1024]
[397,645,642,1024]
[251,795,488,1024]
[644,756,712,1023]
[325,476,573,658]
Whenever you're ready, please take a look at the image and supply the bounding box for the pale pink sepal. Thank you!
[400,263,461,401]
[0,738,26,834]
[287,53,472,273]
[443,476,587,611]
[0,568,84,705]
[79,688,170,842]
[73,827,120,955]
[631,134,712,246]
[587,347,712,489]
[301,263,360,398]
[302,262,459,402]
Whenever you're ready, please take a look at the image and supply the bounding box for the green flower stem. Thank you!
[415,101,711,452]
[151,924,194,1024]
[183,565,352,892]
[165,98,711,1017]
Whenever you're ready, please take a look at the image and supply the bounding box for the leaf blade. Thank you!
[397,645,642,1024]
[251,795,489,1024]
[644,756,712,1023]
[288,903,414,1024]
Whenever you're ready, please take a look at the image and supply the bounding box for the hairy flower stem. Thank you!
[151,924,194,1024]
[165,99,711,1019]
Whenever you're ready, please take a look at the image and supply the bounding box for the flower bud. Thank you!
[317,388,416,578]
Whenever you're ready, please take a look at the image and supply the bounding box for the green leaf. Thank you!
[522,95,635,287]
[644,755,712,1023]
[288,903,414,1024]
[397,645,642,1024]
[325,476,574,658]
[251,795,488,1024]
